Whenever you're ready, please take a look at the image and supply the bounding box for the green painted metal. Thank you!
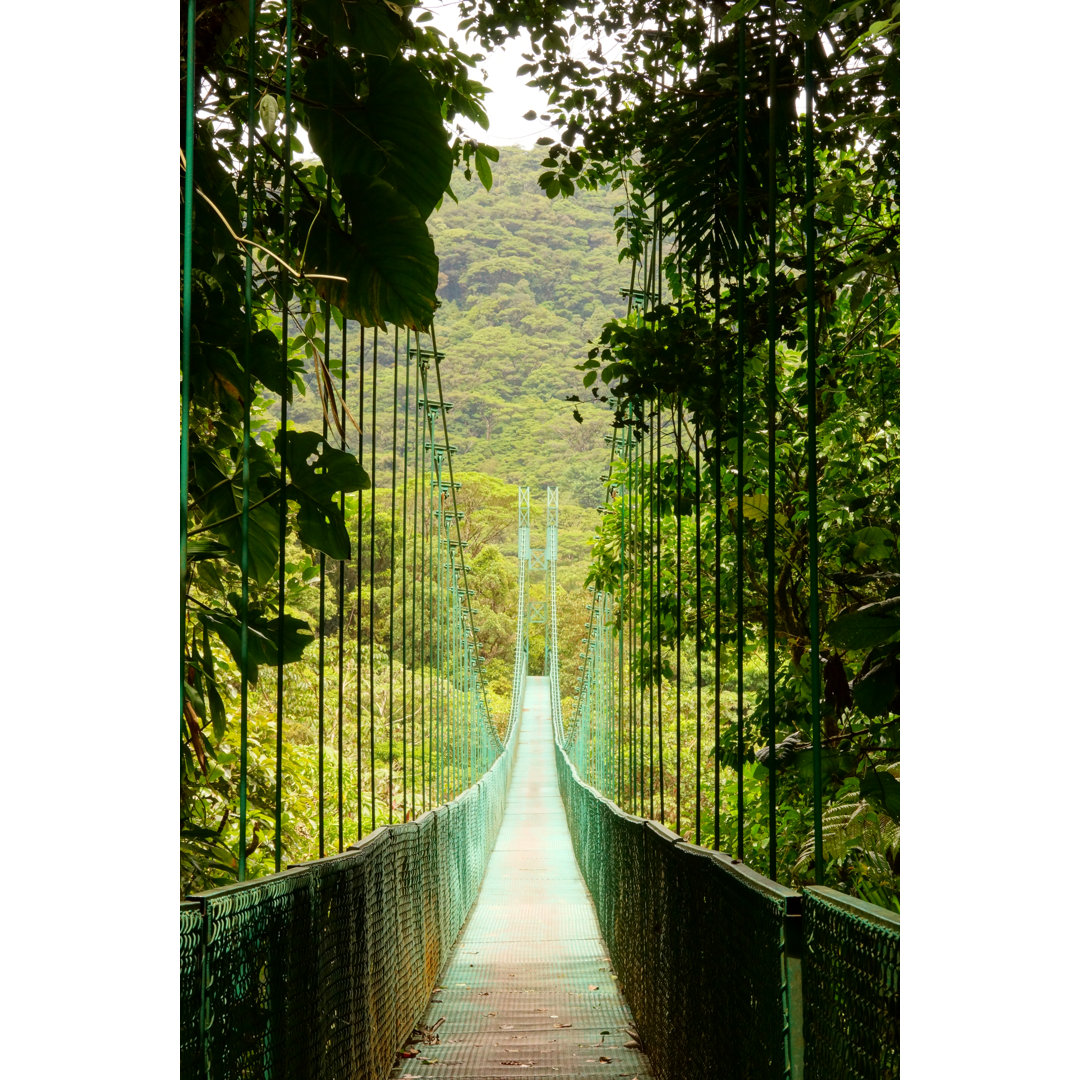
[552,511,801,1080]
[180,0,195,689]
[735,15,747,862]
[803,28,825,884]
[766,0,779,882]
[391,676,654,1080]
[554,20,901,1064]
[802,887,899,1080]
[183,11,899,1075]
[273,0,294,874]
[237,0,257,882]
[181,482,527,1080]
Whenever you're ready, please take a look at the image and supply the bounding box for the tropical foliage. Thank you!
[458,0,900,905]
[181,0,501,889]
[181,0,900,908]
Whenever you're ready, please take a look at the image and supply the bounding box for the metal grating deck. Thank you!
[390,676,654,1080]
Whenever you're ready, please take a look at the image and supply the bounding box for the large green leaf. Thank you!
[304,54,452,220]
[829,596,900,651]
[277,430,369,503]
[860,769,900,822]
[295,492,353,560]
[200,607,314,686]
[852,651,900,718]
[277,430,368,558]
[302,175,439,330]
[306,0,405,59]
[843,525,897,565]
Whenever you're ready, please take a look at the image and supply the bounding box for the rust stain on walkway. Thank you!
[390,676,654,1080]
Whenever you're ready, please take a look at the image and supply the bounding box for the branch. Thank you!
[187,485,284,536]
[180,148,347,286]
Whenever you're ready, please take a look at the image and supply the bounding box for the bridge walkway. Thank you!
[391,676,654,1079]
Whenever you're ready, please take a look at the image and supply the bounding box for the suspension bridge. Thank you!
[180,4,899,1075]
[180,483,897,1080]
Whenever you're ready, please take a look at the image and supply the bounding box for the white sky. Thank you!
[423,1,573,147]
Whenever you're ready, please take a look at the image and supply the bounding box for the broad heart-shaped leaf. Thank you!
[829,596,900,652]
[793,747,858,781]
[302,176,439,330]
[306,0,405,59]
[199,607,314,686]
[860,769,900,822]
[276,430,368,558]
[303,53,452,221]
[295,491,352,560]
[844,525,897,565]
[277,430,369,503]
[852,650,900,718]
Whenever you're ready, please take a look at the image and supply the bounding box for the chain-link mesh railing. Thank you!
[180,714,521,1080]
[180,901,203,1076]
[554,737,800,1079]
[179,505,532,1080]
[803,886,899,1080]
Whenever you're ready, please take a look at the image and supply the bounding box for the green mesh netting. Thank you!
[181,710,521,1080]
[180,901,203,1076]
[555,731,799,1080]
[803,886,900,1080]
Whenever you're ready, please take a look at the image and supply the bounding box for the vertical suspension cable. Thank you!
[804,24,825,883]
[369,329,378,829]
[318,320,328,859]
[653,196,664,824]
[675,398,683,835]
[618,430,626,806]
[766,0,779,880]
[356,325,365,838]
[389,327,399,823]
[736,15,748,862]
[709,17,724,851]
[712,423,721,852]
[694,414,703,846]
[403,333,413,819]
[638,426,646,817]
[273,0,294,873]
[181,0,195,719]
[417,355,427,810]
[237,0,255,881]
[651,402,659,821]
[315,81,332,856]
[336,306,347,853]
[626,429,630,812]
[428,407,438,805]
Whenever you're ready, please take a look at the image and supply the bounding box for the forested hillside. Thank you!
[181,0,900,912]
[429,148,626,506]
[183,139,627,891]
[287,147,627,520]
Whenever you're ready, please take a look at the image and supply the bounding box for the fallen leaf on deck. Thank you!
[598,1056,612,1064]
[589,985,600,991]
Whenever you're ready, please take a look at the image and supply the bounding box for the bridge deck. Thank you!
[391,676,654,1079]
